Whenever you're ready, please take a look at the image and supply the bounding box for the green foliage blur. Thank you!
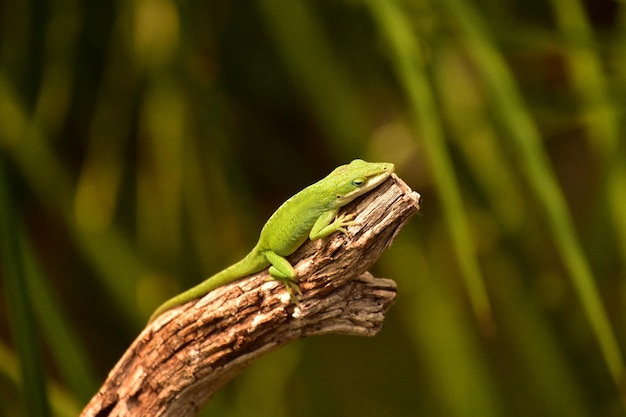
[1,0,625,416]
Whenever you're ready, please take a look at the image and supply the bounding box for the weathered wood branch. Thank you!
[81,174,421,417]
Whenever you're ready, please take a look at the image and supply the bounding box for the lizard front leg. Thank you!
[309,209,357,240]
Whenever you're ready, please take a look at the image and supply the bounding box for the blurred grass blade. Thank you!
[550,0,618,156]
[397,243,501,417]
[0,342,82,417]
[20,230,99,402]
[256,0,367,156]
[0,156,51,417]
[550,0,626,268]
[365,0,493,328]
[0,74,150,325]
[442,0,625,388]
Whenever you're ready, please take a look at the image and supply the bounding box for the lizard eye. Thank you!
[352,177,366,187]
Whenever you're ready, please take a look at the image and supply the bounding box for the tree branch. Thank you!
[81,174,421,417]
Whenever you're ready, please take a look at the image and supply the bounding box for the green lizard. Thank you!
[149,159,394,322]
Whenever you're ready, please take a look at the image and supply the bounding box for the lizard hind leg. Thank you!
[264,251,302,302]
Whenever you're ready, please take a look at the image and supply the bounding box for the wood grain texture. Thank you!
[81,173,421,417]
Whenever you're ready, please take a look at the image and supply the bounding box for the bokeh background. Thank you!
[1,0,625,416]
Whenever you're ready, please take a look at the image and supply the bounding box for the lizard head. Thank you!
[328,159,395,206]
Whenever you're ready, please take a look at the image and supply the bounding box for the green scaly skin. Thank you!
[149,159,394,322]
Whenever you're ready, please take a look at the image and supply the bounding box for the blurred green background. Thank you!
[1,0,625,416]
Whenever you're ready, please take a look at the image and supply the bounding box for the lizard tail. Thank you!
[148,248,268,323]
